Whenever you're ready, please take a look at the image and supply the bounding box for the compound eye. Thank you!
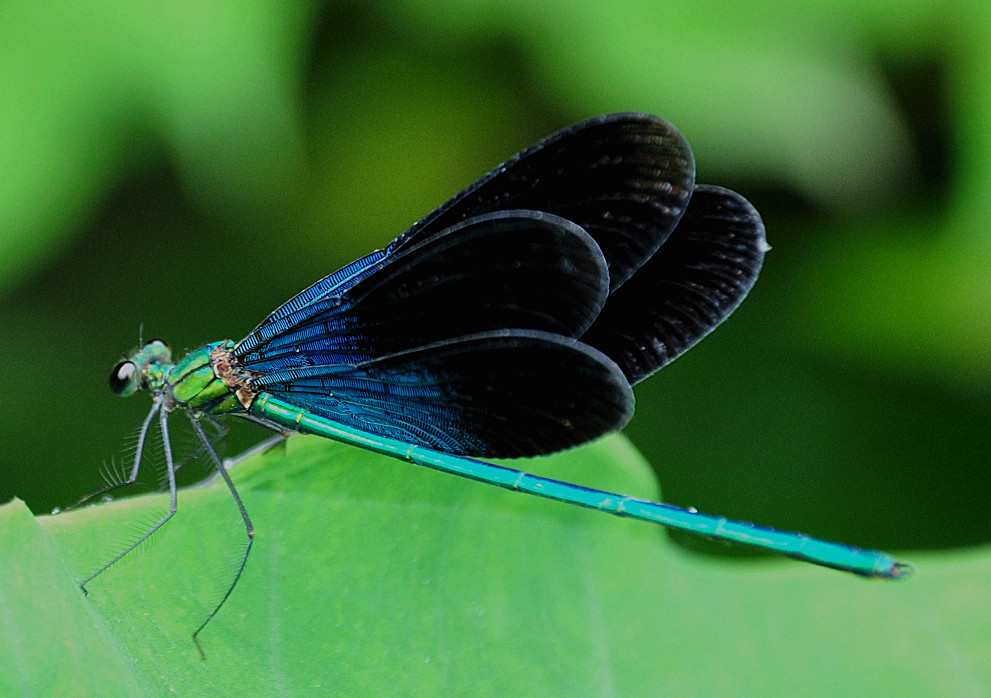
[110,361,139,396]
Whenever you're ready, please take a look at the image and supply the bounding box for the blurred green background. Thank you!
[2,0,989,564]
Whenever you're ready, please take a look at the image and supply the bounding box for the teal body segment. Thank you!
[251,393,907,579]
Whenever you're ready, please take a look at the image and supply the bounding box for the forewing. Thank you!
[236,113,694,363]
[252,331,635,458]
[581,185,767,385]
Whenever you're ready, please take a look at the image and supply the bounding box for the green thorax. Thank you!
[167,340,244,415]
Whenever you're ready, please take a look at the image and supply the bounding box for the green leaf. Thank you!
[4,435,988,695]
[0,498,144,694]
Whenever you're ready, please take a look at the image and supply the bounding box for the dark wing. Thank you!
[234,211,609,373]
[236,113,694,363]
[581,185,768,384]
[252,331,634,458]
[390,113,695,292]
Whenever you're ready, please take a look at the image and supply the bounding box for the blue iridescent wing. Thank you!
[234,211,609,372]
[390,113,696,292]
[581,185,768,384]
[252,331,634,458]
